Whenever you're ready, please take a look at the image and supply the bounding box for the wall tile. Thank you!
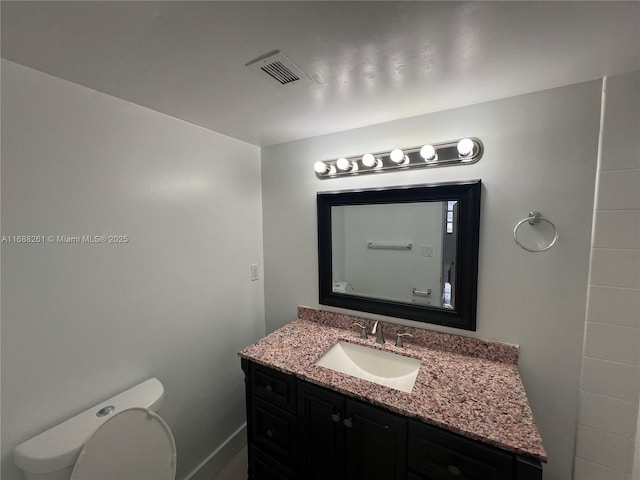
[576,424,630,470]
[600,127,640,171]
[578,69,640,480]
[574,457,625,480]
[587,286,640,327]
[584,322,640,365]
[590,249,640,289]
[578,390,639,437]
[581,357,640,402]
[597,170,640,211]
[593,210,640,249]
[604,72,640,132]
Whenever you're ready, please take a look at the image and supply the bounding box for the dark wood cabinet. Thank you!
[408,420,513,479]
[297,380,407,480]
[249,361,297,414]
[297,380,346,480]
[248,446,296,480]
[345,394,407,480]
[407,420,543,480]
[243,360,299,478]
[242,359,543,480]
[250,398,297,467]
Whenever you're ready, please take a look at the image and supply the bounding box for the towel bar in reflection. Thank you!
[412,288,431,297]
[367,242,412,250]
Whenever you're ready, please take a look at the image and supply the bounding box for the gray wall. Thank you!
[575,70,640,479]
[1,60,265,480]
[262,80,601,480]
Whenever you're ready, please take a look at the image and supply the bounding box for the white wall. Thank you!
[574,70,640,480]
[262,80,602,480]
[1,60,265,480]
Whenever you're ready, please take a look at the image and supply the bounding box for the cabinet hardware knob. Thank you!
[265,384,273,392]
[447,465,462,476]
[331,413,342,423]
[342,418,353,428]
[266,428,275,438]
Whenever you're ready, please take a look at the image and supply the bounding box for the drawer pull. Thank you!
[331,413,342,423]
[447,465,462,476]
[265,384,273,393]
[266,428,276,438]
[343,418,353,428]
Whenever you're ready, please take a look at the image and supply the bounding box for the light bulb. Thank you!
[336,157,352,171]
[362,153,381,169]
[314,161,329,174]
[390,149,407,164]
[420,144,437,161]
[457,138,475,157]
[362,153,375,167]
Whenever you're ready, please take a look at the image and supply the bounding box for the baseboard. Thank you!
[185,423,247,480]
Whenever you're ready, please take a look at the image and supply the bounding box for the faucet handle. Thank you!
[351,323,368,339]
[395,332,413,348]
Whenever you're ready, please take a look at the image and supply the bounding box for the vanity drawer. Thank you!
[249,445,297,480]
[250,397,298,466]
[408,420,514,480]
[250,362,297,413]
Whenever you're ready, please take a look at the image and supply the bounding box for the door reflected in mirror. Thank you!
[317,181,481,330]
[331,201,458,309]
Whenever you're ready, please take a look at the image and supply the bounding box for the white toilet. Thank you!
[14,378,176,480]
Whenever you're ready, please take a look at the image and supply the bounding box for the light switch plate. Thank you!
[251,263,259,281]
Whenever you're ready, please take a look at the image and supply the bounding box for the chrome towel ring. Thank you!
[513,211,558,253]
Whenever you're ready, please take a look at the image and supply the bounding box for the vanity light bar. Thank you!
[314,138,483,179]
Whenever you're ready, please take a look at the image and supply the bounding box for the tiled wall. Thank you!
[575,70,640,479]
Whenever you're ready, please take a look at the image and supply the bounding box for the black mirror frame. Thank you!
[317,180,481,331]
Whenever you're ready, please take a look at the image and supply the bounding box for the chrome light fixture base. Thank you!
[314,138,483,179]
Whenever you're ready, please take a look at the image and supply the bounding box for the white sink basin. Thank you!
[316,341,420,393]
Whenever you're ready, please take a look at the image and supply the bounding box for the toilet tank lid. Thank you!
[14,378,165,475]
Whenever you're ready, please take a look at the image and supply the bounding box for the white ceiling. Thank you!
[2,1,639,146]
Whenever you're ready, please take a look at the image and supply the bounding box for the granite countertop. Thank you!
[239,306,547,462]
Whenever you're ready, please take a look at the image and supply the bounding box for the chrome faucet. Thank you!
[371,321,385,344]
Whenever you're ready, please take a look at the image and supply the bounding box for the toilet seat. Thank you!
[70,407,176,480]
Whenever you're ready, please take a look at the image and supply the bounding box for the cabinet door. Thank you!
[298,381,347,480]
[345,398,407,480]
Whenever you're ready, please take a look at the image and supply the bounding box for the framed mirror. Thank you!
[317,180,481,330]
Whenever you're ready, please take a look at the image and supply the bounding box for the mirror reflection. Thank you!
[331,201,458,309]
[317,180,481,330]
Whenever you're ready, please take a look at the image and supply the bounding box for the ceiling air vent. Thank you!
[246,50,312,88]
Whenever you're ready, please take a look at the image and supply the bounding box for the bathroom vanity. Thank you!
[239,307,546,480]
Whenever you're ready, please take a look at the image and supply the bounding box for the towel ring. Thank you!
[513,211,558,253]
